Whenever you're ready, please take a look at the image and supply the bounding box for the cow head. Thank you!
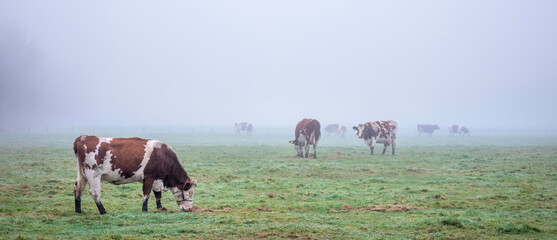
[289,139,302,157]
[172,178,198,212]
[434,125,440,130]
[353,123,367,139]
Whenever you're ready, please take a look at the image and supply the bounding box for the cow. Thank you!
[324,124,340,136]
[460,126,470,136]
[73,135,198,215]
[339,126,347,139]
[235,122,254,135]
[449,125,470,136]
[417,124,440,136]
[289,118,321,158]
[353,120,398,155]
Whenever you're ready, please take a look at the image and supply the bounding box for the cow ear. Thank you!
[183,178,192,191]
[352,126,358,130]
[288,140,294,144]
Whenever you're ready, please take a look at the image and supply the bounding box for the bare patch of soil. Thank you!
[341,204,354,210]
[191,206,231,213]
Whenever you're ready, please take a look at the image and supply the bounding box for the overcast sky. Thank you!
[1,0,556,130]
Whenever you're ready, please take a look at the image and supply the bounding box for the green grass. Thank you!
[0,133,556,239]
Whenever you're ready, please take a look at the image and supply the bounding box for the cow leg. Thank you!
[304,144,310,158]
[382,144,388,155]
[153,191,162,209]
[152,180,164,209]
[313,144,317,159]
[369,138,376,155]
[142,177,155,212]
[86,172,106,215]
[392,140,396,155]
[74,160,88,213]
[74,173,87,213]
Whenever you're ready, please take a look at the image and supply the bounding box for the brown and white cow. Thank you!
[324,124,340,136]
[353,120,398,155]
[289,118,321,158]
[417,124,440,136]
[235,122,254,135]
[449,125,470,136]
[73,135,198,215]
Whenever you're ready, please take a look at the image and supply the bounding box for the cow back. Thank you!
[361,120,397,140]
[107,138,150,178]
[295,119,321,144]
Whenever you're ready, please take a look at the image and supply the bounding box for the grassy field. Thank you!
[0,131,556,239]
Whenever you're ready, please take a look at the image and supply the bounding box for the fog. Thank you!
[1,0,556,132]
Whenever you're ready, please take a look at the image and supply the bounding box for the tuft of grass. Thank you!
[440,218,464,228]
[497,223,541,234]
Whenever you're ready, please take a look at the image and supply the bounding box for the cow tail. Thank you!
[315,128,321,143]
[73,138,86,178]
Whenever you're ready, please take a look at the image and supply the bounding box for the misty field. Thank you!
[0,132,556,239]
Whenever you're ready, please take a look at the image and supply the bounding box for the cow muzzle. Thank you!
[171,179,197,212]
[179,204,193,212]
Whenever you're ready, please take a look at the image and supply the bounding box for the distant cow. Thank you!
[353,120,398,155]
[339,126,347,138]
[73,135,198,214]
[289,118,321,158]
[324,124,340,136]
[449,125,470,136]
[417,124,440,136]
[460,126,470,136]
[235,122,254,135]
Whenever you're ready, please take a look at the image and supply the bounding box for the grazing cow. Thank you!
[449,125,470,136]
[339,126,347,138]
[235,122,254,135]
[73,135,198,215]
[324,124,340,136]
[353,120,398,155]
[460,126,470,136]
[417,124,440,136]
[289,118,321,158]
